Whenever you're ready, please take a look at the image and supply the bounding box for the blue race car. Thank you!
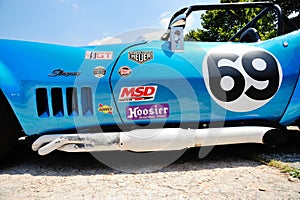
[0,2,299,159]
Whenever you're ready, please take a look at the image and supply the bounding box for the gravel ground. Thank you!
[0,141,300,200]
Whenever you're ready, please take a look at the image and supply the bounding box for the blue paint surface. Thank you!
[0,30,300,136]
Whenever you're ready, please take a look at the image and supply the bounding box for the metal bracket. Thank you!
[170,27,184,52]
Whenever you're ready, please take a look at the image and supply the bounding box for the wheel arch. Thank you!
[0,88,24,132]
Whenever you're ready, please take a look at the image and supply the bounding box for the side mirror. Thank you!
[170,27,184,52]
[169,14,186,52]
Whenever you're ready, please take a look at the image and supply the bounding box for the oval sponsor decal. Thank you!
[93,66,106,78]
[202,45,282,112]
[119,66,131,77]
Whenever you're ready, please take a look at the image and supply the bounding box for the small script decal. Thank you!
[48,69,81,77]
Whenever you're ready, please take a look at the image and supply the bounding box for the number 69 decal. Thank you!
[203,45,282,112]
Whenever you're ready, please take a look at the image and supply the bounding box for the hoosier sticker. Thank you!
[126,104,169,120]
[128,51,154,64]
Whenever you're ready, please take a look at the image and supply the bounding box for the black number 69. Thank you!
[207,51,280,102]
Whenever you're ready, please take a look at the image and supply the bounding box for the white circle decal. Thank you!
[221,76,235,91]
[202,45,282,112]
[252,58,267,71]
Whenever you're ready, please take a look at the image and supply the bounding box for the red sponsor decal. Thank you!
[85,51,113,60]
[118,86,157,102]
[118,66,131,77]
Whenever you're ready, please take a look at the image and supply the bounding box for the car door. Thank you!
[110,40,214,129]
[110,39,297,129]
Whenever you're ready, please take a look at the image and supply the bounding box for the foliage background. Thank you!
[185,0,300,41]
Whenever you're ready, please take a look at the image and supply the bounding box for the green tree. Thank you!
[186,0,299,42]
[272,0,300,26]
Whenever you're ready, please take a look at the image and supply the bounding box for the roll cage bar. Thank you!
[162,2,298,41]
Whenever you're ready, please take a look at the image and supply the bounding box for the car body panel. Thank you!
[111,31,300,127]
[0,39,145,135]
[0,30,300,137]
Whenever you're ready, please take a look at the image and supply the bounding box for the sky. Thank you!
[0,0,219,46]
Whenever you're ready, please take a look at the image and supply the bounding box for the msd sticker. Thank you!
[118,86,157,102]
[126,104,169,120]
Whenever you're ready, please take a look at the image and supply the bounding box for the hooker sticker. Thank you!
[126,104,169,120]
[118,86,157,102]
[128,51,153,64]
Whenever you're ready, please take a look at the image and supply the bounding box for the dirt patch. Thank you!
[0,142,300,199]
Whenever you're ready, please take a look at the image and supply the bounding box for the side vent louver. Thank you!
[36,87,93,118]
[81,87,94,116]
[66,87,79,117]
[51,88,64,117]
[36,88,49,118]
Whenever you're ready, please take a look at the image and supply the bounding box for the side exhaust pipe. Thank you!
[32,126,284,155]
[262,129,288,145]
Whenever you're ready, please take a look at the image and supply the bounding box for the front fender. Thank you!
[0,61,23,131]
[0,60,21,101]
[0,39,147,136]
